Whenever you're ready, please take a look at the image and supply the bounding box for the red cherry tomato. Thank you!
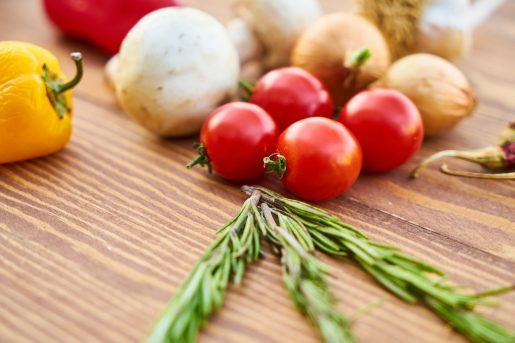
[339,89,424,172]
[249,67,334,131]
[188,102,278,181]
[270,117,362,201]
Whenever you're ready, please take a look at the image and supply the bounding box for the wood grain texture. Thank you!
[0,1,514,343]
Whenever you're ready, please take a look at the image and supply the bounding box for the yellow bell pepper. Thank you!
[0,41,83,164]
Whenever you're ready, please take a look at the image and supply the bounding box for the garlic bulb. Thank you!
[358,0,505,60]
[375,53,476,136]
[416,0,472,60]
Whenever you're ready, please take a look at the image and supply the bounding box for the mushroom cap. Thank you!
[115,7,239,137]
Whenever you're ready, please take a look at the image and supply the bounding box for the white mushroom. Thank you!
[113,7,239,137]
[107,1,324,90]
[228,0,324,70]
[226,17,263,65]
[104,54,118,90]
[226,17,265,82]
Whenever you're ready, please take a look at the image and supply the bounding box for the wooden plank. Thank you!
[0,0,514,343]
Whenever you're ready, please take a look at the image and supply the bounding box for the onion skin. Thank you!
[291,13,391,106]
[375,53,476,136]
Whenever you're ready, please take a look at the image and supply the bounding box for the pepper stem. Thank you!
[56,52,84,94]
[411,146,509,179]
[186,143,212,174]
[42,52,84,118]
[410,150,459,178]
[264,153,287,179]
[440,164,515,180]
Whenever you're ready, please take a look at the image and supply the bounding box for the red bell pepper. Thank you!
[43,0,181,55]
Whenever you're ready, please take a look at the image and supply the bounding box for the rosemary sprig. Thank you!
[148,186,513,343]
[145,193,262,343]
[244,186,515,343]
[259,203,355,343]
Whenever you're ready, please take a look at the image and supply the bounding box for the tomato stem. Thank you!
[186,143,212,173]
[332,106,343,120]
[264,153,287,179]
[238,80,255,102]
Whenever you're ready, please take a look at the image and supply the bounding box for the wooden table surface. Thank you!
[1,1,514,342]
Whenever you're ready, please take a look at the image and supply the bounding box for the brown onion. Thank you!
[375,53,476,136]
[291,13,391,106]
